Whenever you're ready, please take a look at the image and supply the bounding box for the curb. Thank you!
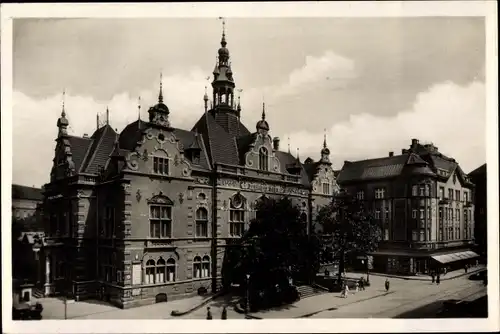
[297,291,395,318]
[349,267,485,282]
[170,291,226,317]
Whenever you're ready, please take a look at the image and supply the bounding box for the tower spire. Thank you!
[138,96,142,121]
[158,72,164,103]
[204,86,209,113]
[262,101,266,120]
[323,128,327,148]
[106,106,110,125]
[288,136,291,154]
[296,147,300,161]
[61,89,66,117]
[219,17,227,47]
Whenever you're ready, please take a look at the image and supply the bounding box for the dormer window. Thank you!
[259,147,269,171]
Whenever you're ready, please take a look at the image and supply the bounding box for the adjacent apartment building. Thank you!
[40,28,339,308]
[468,163,486,257]
[337,139,477,275]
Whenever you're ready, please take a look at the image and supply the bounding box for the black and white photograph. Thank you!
[1,2,498,333]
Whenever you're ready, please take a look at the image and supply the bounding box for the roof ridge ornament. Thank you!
[158,72,164,103]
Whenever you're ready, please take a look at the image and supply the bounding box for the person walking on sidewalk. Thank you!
[431,272,435,283]
[206,306,213,320]
[359,277,365,291]
[384,279,390,293]
[436,274,441,285]
[221,306,227,320]
[355,281,359,293]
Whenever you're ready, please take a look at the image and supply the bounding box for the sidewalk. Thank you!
[249,285,393,319]
[346,265,485,282]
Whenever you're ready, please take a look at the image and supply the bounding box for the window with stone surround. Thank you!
[356,190,364,200]
[448,189,454,200]
[456,208,460,222]
[412,185,418,196]
[323,183,331,195]
[259,147,269,171]
[455,190,460,201]
[229,194,246,237]
[156,258,166,283]
[153,156,169,176]
[149,205,172,238]
[195,208,208,237]
[439,187,445,200]
[374,188,385,199]
[464,191,468,202]
[193,255,210,279]
[166,258,176,282]
[419,185,425,196]
[145,259,155,284]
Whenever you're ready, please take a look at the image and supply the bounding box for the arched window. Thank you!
[202,256,211,278]
[195,208,208,237]
[145,259,155,284]
[166,258,176,282]
[193,256,202,279]
[259,147,269,171]
[156,258,166,283]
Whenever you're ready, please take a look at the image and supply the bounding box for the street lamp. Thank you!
[245,274,250,314]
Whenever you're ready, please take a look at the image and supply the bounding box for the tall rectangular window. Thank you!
[412,185,418,196]
[439,187,445,200]
[455,190,460,201]
[149,205,172,238]
[384,228,389,241]
[448,189,453,200]
[374,209,381,219]
[464,191,468,203]
[456,209,460,222]
[153,157,169,175]
[419,185,425,196]
[322,183,330,195]
[229,209,245,237]
[374,188,385,199]
[195,208,208,237]
[356,191,364,200]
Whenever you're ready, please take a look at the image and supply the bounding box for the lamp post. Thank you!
[245,274,250,314]
[64,295,67,320]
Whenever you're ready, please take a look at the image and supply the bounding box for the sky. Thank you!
[12,17,486,187]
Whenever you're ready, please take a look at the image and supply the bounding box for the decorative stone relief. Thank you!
[195,177,210,185]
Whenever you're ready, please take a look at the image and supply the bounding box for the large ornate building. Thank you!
[41,27,339,308]
[337,139,477,275]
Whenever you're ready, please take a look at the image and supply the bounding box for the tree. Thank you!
[221,197,321,310]
[316,190,382,283]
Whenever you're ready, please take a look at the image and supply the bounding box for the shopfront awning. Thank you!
[431,250,480,264]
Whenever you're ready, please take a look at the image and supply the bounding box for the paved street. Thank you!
[36,268,486,320]
[306,273,486,318]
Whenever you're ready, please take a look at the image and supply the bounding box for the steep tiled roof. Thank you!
[192,113,240,166]
[213,112,251,137]
[303,161,319,182]
[172,128,211,170]
[235,133,257,164]
[274,151,310,186]
[337,154,410,183]
[12,184,43,201]
[119,119,147,151]
[469,163,486,177]
[67,135,93,173]
[83,125,117,174]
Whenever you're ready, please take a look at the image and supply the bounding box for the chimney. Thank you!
[83,133,89,138]
[389,151,394,157]
[411,138,419,149]
[273,137,280,150]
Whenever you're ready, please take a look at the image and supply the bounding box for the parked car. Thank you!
[12,302,43,320]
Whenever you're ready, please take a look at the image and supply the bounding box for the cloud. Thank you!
[286,80,486,173]
[12,68,211,187]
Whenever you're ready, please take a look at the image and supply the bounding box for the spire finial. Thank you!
[61,89,66,117]
[219,17,227,46]
[296,147,300,160]
[288,136,291,154]
[158,72,164,103]
[262,101,266,120]
[138,96,142,121]
[106,106,110,125]
[323,128,327,148]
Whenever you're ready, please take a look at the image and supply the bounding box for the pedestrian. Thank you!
[221,306,227,320]
[443,267,447,276]
[206,306,212,320]
[344,283,350,298]
[431,273,435,284]
[340,284,346,298]
[465,265,468,273]
[436,274,440,285]
[355,281,359,293]
[358,278,364,291]
[384,279,390,292]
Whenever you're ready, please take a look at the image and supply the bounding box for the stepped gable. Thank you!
[81,124,117,174]
[192,113,240,166]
